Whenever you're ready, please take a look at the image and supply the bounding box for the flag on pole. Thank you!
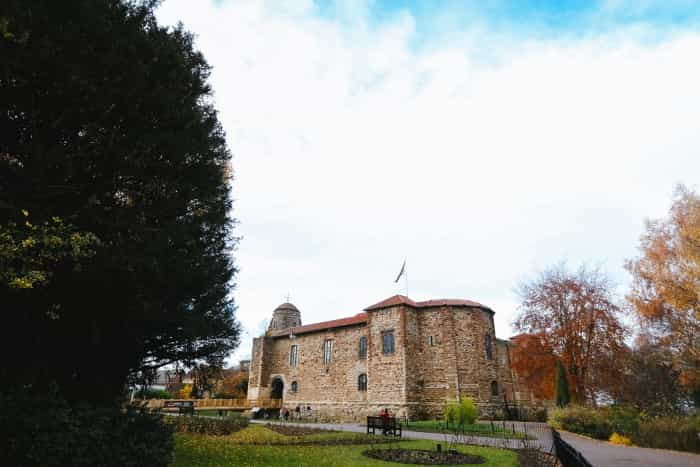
[394,260,406,283]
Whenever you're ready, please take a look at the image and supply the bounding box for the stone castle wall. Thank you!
[248,301,521,421]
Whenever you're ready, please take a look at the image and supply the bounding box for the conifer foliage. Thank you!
[0,0,240,402]
[555,360,570,408]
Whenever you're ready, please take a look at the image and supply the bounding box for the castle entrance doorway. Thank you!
[271,377,284,399]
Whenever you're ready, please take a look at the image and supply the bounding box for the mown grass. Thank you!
[405,420,530,439]
[172,426,518,466]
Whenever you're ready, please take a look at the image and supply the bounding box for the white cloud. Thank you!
[156,1,700,363]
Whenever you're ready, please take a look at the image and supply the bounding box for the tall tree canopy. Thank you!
[626,185,700,401]
[618,334,690,414]
[0,0,240,402]
[510,333,557,400]
[514,264,627,404]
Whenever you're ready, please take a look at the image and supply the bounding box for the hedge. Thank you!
[634,416,699,453]
[549,405,700,453]
[0,391,173,467]
[549,405,612,440]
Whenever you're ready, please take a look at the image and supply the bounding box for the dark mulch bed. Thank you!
[264,424,331,436]
[517,448,560,467]
[363,448,486,465]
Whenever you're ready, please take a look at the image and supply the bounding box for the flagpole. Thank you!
[405,259,408,298]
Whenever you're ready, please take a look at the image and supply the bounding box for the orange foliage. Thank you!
[514,263,628,404]
[626,185,700,392]
[510,333,557,400]
[219,371,248,399]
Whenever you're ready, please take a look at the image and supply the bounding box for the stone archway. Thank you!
[271,377,284,399]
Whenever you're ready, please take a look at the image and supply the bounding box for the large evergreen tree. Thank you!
[0,0,240,402]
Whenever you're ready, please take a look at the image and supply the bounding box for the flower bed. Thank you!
[363,448,485,465]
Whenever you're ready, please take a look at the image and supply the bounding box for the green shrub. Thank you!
[444,397,478,428]
[0,390,173,467]
[634,416,700,453]
[602,406,639,437]
[548,405,612,440]
[165,414,248,435]
[135,388,172,399]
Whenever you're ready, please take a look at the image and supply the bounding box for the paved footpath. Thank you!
[251,419,553,452]
[559,430,700,467]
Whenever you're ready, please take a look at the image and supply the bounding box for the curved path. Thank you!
[253,420,700,466]
[251,419,553,452]
[559,430,700,467]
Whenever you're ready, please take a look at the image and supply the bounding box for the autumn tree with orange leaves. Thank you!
[626,185,700,405]
[218,371,249,399]
[513,264,628,405]
[510,334,557,400]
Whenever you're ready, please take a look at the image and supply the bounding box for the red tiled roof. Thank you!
[269,295,492,339]
[270,312,368,338]
[364,294,491,312]
[415,298,489,309]
[363,295,417,310]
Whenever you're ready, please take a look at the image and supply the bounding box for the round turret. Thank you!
[268,302,302,331]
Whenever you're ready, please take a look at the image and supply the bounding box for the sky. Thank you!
[155,0,700,365]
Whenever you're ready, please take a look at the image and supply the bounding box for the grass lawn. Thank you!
[172,425,518,466]
[404,420,530,439]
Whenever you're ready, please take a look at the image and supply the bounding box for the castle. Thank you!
[247,295,530,421]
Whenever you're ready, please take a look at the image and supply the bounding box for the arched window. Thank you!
[358,373,367,391]
[491,381,498,396]
[359,336,367,359]
[484,334,493,360]
[291,381,298,393]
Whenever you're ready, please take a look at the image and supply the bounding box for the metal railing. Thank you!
[552,430,594,467]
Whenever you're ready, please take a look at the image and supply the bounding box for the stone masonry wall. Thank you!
[366,305,407,413]
[248,301,522,421]
[404,306,459,418]
[250,323,371,421]
[452,308,499,405]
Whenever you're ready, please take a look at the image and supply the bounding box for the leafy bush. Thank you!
[0,390,173,467]
[135,388,172,399]
[633,416,700,453]
[609,432,633,446]
[548,405,612,440]
[551,405,699,453]
[444,397,478,428]
[178,384,193,399]
[165,414,248,435]
[602,406,639,437]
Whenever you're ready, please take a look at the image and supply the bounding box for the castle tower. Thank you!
[268,302,301,331]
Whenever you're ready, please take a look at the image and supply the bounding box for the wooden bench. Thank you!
[163,400,194,415]
[367,416,402,437]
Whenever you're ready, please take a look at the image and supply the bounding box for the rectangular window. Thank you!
[429,335,435,346]
[382,330,395,355]
[323,339,333,365]
[359,336,367,359]
[358,373,367,391]
[289,345,298,367]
